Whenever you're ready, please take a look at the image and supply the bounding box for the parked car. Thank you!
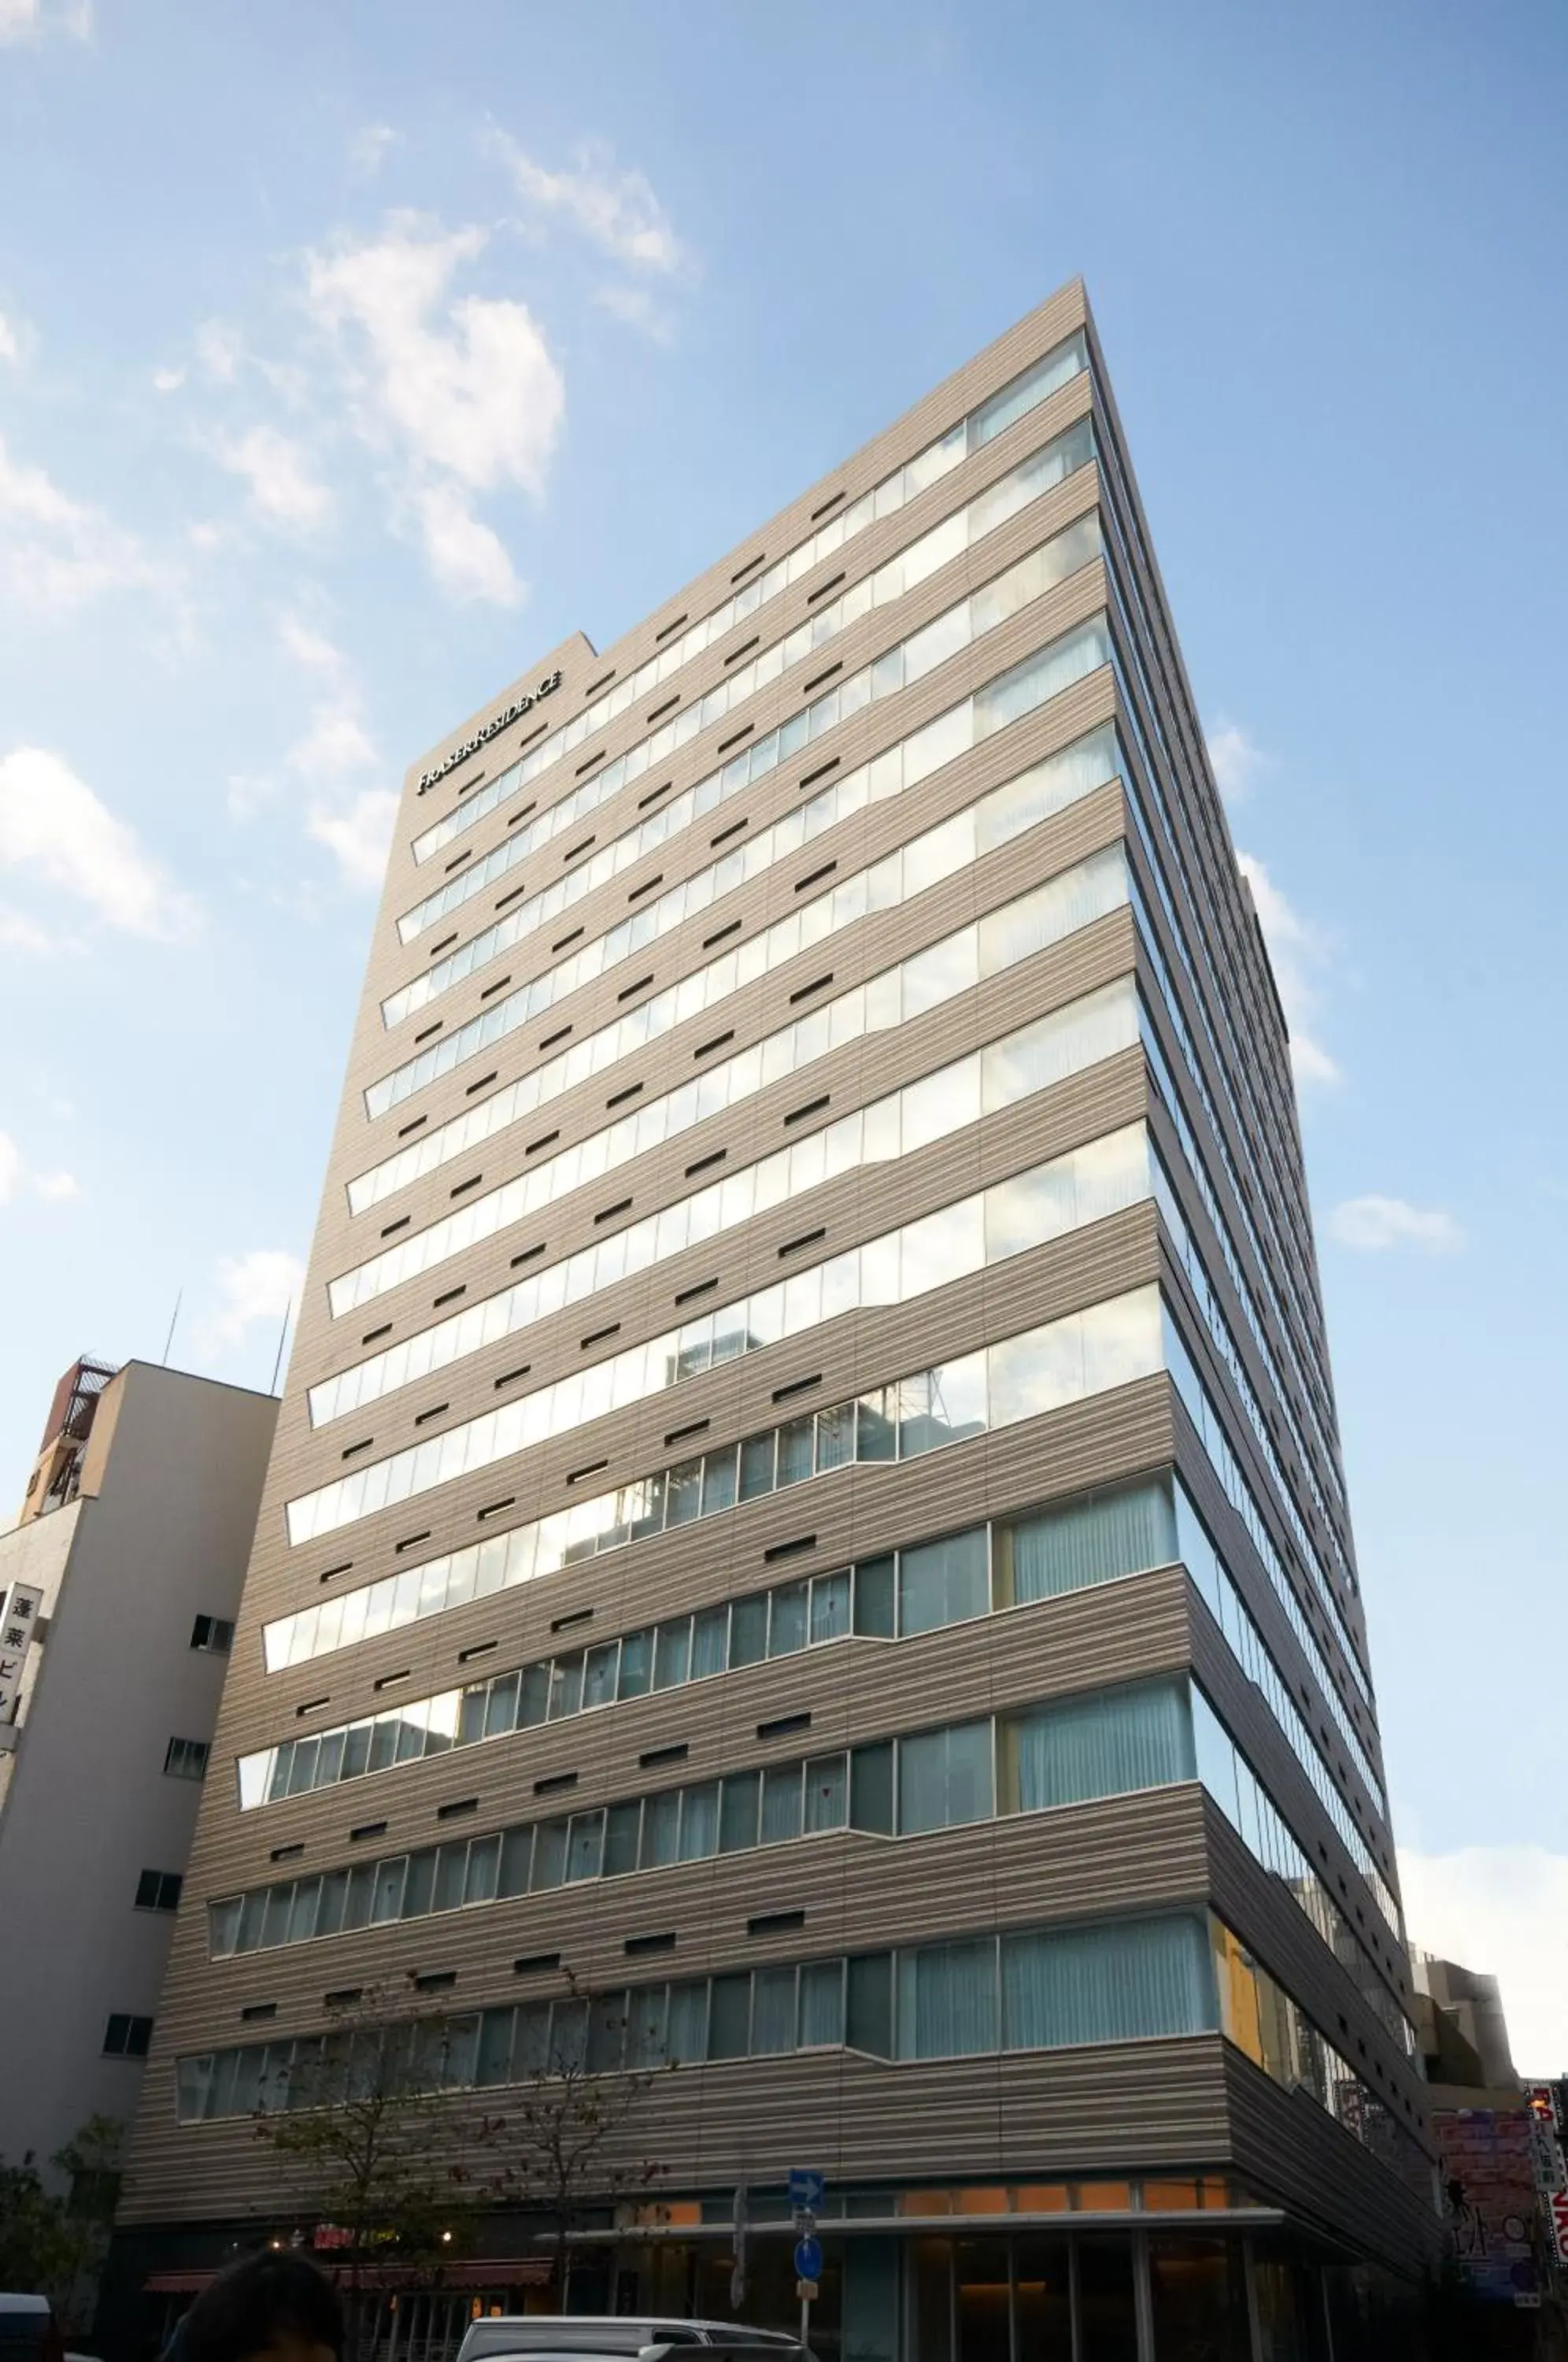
[0,2297,65,2362]
[456,2322,808,2362]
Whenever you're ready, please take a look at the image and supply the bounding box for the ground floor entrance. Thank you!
[583,2221,1409,2360]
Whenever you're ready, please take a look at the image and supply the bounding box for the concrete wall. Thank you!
[0,1362,276,2178]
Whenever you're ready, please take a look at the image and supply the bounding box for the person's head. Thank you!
[181,2251,344,2362]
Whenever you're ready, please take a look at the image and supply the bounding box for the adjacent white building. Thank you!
[0,1358,276,2178]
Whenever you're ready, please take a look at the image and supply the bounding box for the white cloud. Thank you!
[208,422,332,531]
[1329,1194,1464,1253]
[305,215,563,491]
[198,1248,305,1354]
[349,122,398,178]
[593,282,675,344]
[486,131,683,272]
[301,211,564,604]
[276,612,342,676]
[0,1128,80,1207]
[0,312,23,365]
[0,431,163,612]
[1401,1844,1568,2077]
[1236,850,1341,1088]
[0,0,91,44]
[152,365,186,393]
[414,479,520,605]
[306,789,398,892]
[0,744,197,942]
[238,611,397,890]
[194,317,242,384]
[1206,716,1271,808]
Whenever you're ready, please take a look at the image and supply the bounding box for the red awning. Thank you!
[145,2259,551,2295]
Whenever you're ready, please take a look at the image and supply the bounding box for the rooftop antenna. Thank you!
[161,1289,183,1368]
[270,1299,294,1396]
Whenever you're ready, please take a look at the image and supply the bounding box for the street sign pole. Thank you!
[787,2171,827,2350]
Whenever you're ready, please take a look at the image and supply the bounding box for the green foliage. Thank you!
[0,2116,127,2327]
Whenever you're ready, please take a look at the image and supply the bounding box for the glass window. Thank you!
[987,1321,1085,1430]
[769,1583,808,1657]
[719,1770,760,1853]
[402,1850,436,1920]
[476,2008,515,2087]
[708,1974,751,2060]
[856,1389,897,1462]
[667,1980,709,2064]
[804,1754,848,1833]
[1075,2236,1138,2362]
[341,1865,375,1931]
[691,1605,729,1678]
[618,1628,653,1697]
[642,1790,682,1868]
[431,1845,467,1914]
[464,1834,501,1905]
[738,1431,776,1499]
[532,1820,568,1890]
[370,1859,406,1923]
[519,1664,549,1725]
[653,1620,691,1690]
[679,1782,721,1861]
[1000,1912,1213,2051]
[1004,1679,1192,1814]
[899,1721,995,1834]
[483,1672,521,1739]
[1191,1685,1242,1826]
[897,1937,998,2059]
[259,1885,294,1949]
[898,1528,989,1636]
[567,1811,605,1883]
[1012,2238,1072,2362]
[800,1960,845,2048]
[604,1800,642,1878]
[847,1953,894,2057]
[999,1475,1175,1606]
[549,1656,584,1719]
[586,1993,627,2074]
[582,1642,619,1709]
[497,1827,533,1897]
[629,1986,668,2069]
[853,1555,897,1638]
[750,1968,797,2054]
[209,1898,242,1958]
[809,1568,851,1642]
[761,1764,804,1846]
[701,1448,738,1515]
[729,1592,769,1667]
[815,1400,856,1471]
[851,1742,895,1835]
[666,1460,702,1526]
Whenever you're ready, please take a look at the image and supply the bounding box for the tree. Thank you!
[475,1971,668,2308]
[0,2116,127,2328]
[251,1981,487,2349]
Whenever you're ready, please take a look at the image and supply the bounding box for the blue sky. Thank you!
[2,0,1565,2057]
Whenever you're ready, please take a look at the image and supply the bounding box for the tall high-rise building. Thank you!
[118,281,1437,2357]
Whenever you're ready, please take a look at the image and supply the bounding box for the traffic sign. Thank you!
[795,2282,819,2302]
[1548,2190,1568,2267]
[793,2235,823,2283]
[789,2168,826,2212]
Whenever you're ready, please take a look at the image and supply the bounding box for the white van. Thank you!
[455,2321,808,2362]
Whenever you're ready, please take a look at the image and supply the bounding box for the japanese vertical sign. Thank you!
[0,1582,44,1723]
